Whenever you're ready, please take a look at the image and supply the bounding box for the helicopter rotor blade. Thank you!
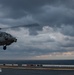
[0,23,40,30]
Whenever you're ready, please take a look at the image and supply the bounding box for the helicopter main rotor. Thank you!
[0,23,39,50]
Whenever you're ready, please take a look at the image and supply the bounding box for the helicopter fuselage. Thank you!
[0,32,17,50]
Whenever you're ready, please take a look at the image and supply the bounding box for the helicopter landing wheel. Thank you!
[3,45,7,50]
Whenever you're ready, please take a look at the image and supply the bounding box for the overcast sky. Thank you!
[0,0,74,60]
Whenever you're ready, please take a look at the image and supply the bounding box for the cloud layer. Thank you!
[0,0,74,60]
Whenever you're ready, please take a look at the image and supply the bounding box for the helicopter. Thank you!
[0,23,39,50]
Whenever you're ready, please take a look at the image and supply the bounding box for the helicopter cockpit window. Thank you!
[5,33,12,37]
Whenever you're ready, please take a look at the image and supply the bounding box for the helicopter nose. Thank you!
[14,38,17,42]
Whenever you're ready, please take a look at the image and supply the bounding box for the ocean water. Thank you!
[0,60,74,65]
[0,69,74,75]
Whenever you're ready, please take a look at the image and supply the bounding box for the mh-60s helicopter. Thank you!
[0,23,39,50]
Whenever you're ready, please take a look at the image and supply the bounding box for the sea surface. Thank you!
[0,60,74,65]
[0,60,74,75]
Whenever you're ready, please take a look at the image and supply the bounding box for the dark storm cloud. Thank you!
[0,0,74,26]
[0,0,53,19]
[59,25,74,36]
[0,0,74,40]
[61,43,74,48]
[60,38,74,48]
[0,0,74,36]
